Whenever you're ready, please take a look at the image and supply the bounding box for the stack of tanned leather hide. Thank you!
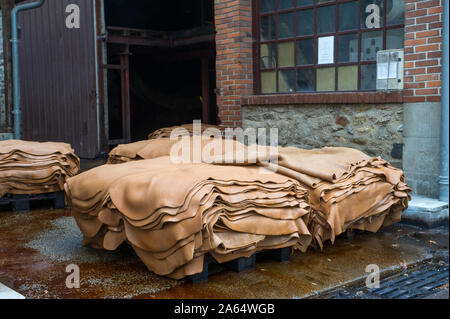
[107,137,274,165]
[0,140,80,198]
[65,157,311,279]
[72,136,410,279]
[107,139,180,164]
[258,147,411,249]
[107,137,411,250]
[147,123,222,140]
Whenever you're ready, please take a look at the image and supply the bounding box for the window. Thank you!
[254,0,405,93]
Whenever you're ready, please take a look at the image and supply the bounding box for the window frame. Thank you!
[252,0,405,95]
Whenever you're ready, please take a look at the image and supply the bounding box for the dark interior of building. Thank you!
[104,0,217,145]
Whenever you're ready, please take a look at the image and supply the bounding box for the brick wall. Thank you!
[215,0,444,126]
[404,0,443,103]
[215,0,253,128]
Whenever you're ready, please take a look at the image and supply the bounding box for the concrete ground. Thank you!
[0,205,448,299]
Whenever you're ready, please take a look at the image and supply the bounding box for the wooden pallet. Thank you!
[0,191,65,213]
[187,247,292,284]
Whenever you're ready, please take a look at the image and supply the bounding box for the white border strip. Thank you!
[0,283,25,299]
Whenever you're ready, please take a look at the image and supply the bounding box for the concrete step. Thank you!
[402,195,449,228]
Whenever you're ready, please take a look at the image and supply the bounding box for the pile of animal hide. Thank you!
[0,140,79,198]
[147,123,222,140]
[66,136,410,279]
[65,157,311,279]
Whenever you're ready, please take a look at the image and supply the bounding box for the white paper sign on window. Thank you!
[318,36,334,65]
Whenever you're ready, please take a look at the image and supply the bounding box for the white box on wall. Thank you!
[376,49,404,91]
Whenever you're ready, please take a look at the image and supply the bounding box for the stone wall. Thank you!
[242,104,404,169]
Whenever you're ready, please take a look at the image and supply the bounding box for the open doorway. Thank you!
[103,0,217,146]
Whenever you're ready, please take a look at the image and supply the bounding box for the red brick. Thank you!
[427,81,442,88]
[429,6,443,14]
[427,96,441,102]
[428,36,443,44]
[404,96,426,103]
[428,51,442,58]
[416,15,441,24]
[415,88,439,95]
[405,53,426,61]
[417,0,440,9]
[405,9,427,18]
[415,74,439,81]
[405,38,427,46]
[427,66,442,73]
[406,68,426,75]
[405,82,425,89]
[415,30,440,38]
[415,59,439,67]
[429,22,443,29]
[415,44,440,52]
[405,24,427,33]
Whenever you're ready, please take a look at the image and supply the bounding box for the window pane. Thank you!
[339,2,358,31]
[360,64,377,90]
[297,39,315,65]
[260,0,275,13]
[361,30,383,61]
[261,15,276,41]
[279,70,295,93]
[317,67,335,91]
[261,71,276,93]
[279,12,294,38]
[338,33,359,62]
[317,0,334,4]
[279,0,294,10]
[387,28,404,49]
[278,41,295,67]
[297,0,313,7]
[361,0,383,29]
[297,69,315,92]
[261,43,276,68]
[317,5,336,34]
[297,9,314,36]
[387,0,405,25]
[338,65,358,91]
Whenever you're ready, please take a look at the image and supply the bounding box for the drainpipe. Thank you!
[440,0,449,204]
[11,0,46,140]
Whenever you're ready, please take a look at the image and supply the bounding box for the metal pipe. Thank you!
[440,0,449,204]
[11,0,46,140]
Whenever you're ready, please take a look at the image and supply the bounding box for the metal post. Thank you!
[202,58,210,124]
[11,0,46,140]
[120,45,131,143]
[440,0,449,204]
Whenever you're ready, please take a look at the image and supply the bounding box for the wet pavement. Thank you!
[0,206,448,299]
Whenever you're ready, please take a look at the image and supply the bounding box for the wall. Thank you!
[243,103,404,169]
[404,0,443,102]
[0,10,5,132]
[17,0,99,158]
[403,0,444,198]
[215,0,253,128]
[220,0,444,198]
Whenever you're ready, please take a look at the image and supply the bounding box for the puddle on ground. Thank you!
[0,209,447,299]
